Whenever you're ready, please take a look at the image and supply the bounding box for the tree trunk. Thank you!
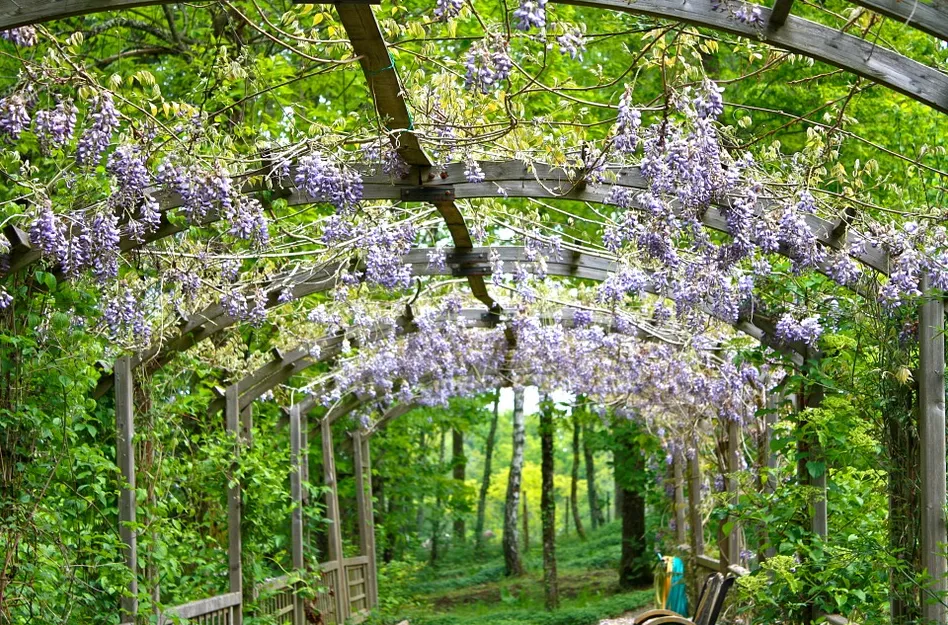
[452,427,466,543]
[614,455,624,522]
[540,398,559,610]
[503,388,526,577]
[583,423,605,530]
[431,428,446,566]
[522,490,530,552]
[571,417,587,540]
[617,424,651,589]
[475,391,501,554]
[564,497,569,536]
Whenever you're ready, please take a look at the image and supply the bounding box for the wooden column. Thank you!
[115,356,138,623]
[289,405,305,625]
[919,273,947,624]
[721,420,742,569]
[224,385,243,625]
[353,430,379,608]
[321,417,349,621]
[761,390,779,561]
[673,449,687,546]
[687,435,705,608]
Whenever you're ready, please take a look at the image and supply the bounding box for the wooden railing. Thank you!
[254,575,295,624]
[344,555,371,616]
[158,591,241,624]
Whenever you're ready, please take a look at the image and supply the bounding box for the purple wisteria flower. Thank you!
[435,0,464,21]
[557,28,587,59]
[294,151,364,214]
[514,0,548,31]
[464,38,513,94]
[613,86,641,155]
[0,94,30,140]
[1,27,37,47]
[76,93,120,166]
[775,313,822,347]
[464,159,485,183]
[34,99,78,153]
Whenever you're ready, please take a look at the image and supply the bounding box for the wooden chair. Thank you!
[633,573,736,625]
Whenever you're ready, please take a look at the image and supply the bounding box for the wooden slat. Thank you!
[322,417,349,621]
[725,420,742,568]
[919,271,947,625]
[696,553,725,572]
[159,592,242,623]
[673,450,687,545]
[289,404,305,625]
[115,355,138,623]
[225,385,244,625]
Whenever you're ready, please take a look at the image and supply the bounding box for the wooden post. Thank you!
[919,272,947,623]
[726,420,742,567]
[673,449,687,546]
[761,390,779,561]
[115,356,138,623]
[352,430,378,609]
[225,385,243,625]
[687,435,705,608]
[290,405,305,625]
[321,416,349,621]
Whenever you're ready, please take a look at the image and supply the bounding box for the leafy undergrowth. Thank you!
[370,521,652,625]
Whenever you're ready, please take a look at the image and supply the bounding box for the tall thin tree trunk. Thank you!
[617,424,651,589]
[571,417,587,540]
[452,427,466,543]
[614,454,624,522]
[431,428,446,565]
[522,491,530,552]
[475,392,501,554]
[503,389,526,576]
[540,398,559,610]
[564,497,570,536]
[583,424,605,530]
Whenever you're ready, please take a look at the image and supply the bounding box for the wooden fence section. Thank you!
[158,592,241,625]
[254,575,295,624]
[344,555,371,616]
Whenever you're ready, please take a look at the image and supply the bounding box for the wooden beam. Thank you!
[723,420,742,569]
[919,271,947,624]
[225,385,244,625]
[321,416,349,621]
[673,449,687,546]
[769,0,794,27]
[115,355,138,623]
[558,0,948,114]
[3,1,944,110]
[352,431,379,608]
[686,435,705,607]
[289,404,305,625]
[847,0,948,42]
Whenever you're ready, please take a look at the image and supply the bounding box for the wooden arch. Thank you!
[0,0,944,111]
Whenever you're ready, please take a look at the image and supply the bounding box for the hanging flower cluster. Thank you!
[463,37,513,94]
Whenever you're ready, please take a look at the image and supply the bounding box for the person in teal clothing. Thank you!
[655,554,689,617]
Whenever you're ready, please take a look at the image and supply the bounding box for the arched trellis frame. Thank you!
[4,0,942,622]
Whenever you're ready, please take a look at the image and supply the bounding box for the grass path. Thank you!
[372,521,653,625]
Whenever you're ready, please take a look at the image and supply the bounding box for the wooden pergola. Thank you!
[2,0,945,623]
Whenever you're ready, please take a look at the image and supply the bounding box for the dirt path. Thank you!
[599,605,653,624]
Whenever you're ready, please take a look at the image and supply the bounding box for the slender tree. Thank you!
[571,416,587,540]
[503,388,526,576]
[474,391,501,554]
[583,423,606,529]
[452,427,466,542]
[540,396,559,609]
[615,421,652,589]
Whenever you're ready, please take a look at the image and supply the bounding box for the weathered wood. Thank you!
[725,420,742,568]
[289,405,305,625]
[687,435,705,608]
[696,553,725,573]
[559,0,948,114]
[847,0,948,41]
[768,0,794,26]
[352,431,379,608]
[673,449,687,546]
[114,355,138,623]
[2,0,943,110]
[321,416,349,621]
[225,385,244,625]
[919,272,947,624]
[158,591,241,624]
